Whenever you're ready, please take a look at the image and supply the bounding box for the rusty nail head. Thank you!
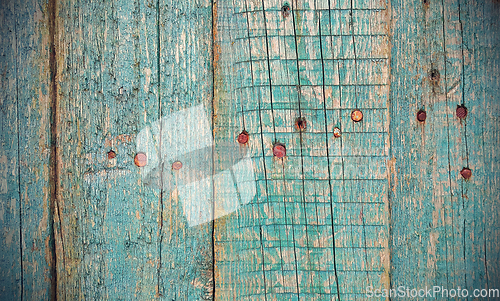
[295,117,307,131]
[281,3,290,17]
[429,69,440,82]
[417,110,427,122]
[460,167,471,179]
[333,127,341,138]
[456,105,468,119]
[107,150,116,159]
[273,143,286,159]
[134,152,147,167]
[172,161,183,170]
[237,131,249,144]
[351,109,363,122]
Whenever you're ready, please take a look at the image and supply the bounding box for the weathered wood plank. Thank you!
[55,0,161,298]
[13,0,55,299]
[2,0,59,299]
[390,0,458,291]
[390,0,500,296]
[213,0,391,299]
[0,1,22,299]
[157,0,215,298]
[467,0,500,289]
[0,0,498,299]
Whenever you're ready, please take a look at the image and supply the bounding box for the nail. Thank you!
[460,167,471,179]
[456,105,468,119]
[134,152,147,167]
[281,3,290,18]
[172,161,183,170]
[417,109,427,122]
[237,130,249,144]
[273,143,286,159]
[107,150,116,159]
[295,117,307,131]
[351,109,363,122]
[429,69,440,82]
[333,127,341,138]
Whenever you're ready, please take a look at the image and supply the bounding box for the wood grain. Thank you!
[213,0,391,299]
[55,0,162,298]
[389,0,500,295]
[0,0,55,299]
[0,0,498,299]
[0,1,23,299]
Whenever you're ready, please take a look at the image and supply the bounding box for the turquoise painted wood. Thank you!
[1,0,55,299]
[0,0,498,300]
[56,0,161,298]
[390,0,500,297]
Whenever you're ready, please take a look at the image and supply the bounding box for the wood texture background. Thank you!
[0,0,498,300]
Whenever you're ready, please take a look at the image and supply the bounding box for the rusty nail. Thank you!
[351,109,363,122]
[456,105,468,119]
[237,130,249,144]
[172,161,183,170]
[460,167,471,179]
[281,3,290,18]
[333,127,341,138]
[429,69,440,82]
[295,117,307,131]
[134,152,147,167]
[273,143,286,159]
[417,109,427,122]
[107,150,116,159]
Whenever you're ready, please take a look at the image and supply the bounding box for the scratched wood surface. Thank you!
[1,0,55,299]
[213,0,391,299]
[390,0,500,294]
[0,0,498,300]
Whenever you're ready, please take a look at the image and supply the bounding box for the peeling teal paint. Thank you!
[0,0,498,299]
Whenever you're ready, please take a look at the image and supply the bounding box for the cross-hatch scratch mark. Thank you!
[242,0,271,298]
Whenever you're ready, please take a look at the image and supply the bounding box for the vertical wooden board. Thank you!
[14,0,54,299]
[468,0,500,289]
[390,0,442,291]
[457,0,491,290]
[0,0,22,299]
[482,0,500,287]
[157,0,214,298]
[55,0,161,298]
[439,0,494,291]
[52,0,82,296]
[439,0,466,289]
[213,0,391,299]
[326,0,392,299]
[213,0,273,298]
[390,0,500,295]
